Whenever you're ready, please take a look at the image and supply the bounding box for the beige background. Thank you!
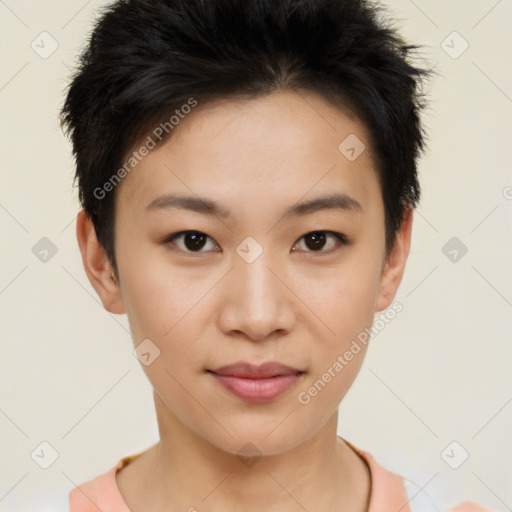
[0,0,511,510]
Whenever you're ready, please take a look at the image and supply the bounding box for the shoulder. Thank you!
[342,438,492,512]
[444,502,495,512]
[403,478,439,512]
[68,453,142,512]
[68,467,115,512]
[403,479,493,512]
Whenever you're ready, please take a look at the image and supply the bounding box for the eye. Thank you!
[163,230,349,255]
[292,231,348,254]
[164,231,219,253]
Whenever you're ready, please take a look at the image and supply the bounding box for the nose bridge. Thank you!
[219,243,295,340]
[238,249,277,301]
[236,246,281,311]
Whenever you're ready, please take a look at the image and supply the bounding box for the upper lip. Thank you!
[209,361,304,379]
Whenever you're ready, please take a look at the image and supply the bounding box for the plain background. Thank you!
[1,0,511,510]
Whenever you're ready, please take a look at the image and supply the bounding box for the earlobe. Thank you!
[76,209,126,314]
[375,205,414,312]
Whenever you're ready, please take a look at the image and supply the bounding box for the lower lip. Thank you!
[209,372,302,403]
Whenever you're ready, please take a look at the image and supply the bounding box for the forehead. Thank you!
[115,89,380,222]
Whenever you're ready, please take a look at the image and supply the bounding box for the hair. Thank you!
[60,0,430,281]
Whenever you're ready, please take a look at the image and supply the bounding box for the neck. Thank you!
[119,392,371,512]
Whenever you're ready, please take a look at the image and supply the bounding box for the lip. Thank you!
[207,361,305,403]
[210,361,303,378]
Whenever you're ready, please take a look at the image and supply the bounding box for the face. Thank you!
[78,89,412,457]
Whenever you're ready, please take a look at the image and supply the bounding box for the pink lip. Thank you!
[209,373,302,402]
[207,361,304,403]
[210,361,303,378]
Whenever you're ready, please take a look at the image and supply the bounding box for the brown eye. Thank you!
[293,231,347,254]
[165,231,218,253]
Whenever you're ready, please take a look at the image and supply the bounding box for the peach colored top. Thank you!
[69,441,492,512]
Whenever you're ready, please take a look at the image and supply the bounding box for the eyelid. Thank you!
[163,230,220,253]
[163,230,349,255]
[292,230,349,255]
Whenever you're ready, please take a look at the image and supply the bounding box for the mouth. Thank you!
[206,361,305,402]
[208,361,305,378]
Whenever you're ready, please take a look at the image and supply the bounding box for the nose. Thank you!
[216,251,297,342]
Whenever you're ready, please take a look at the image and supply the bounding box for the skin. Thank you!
[76,89,413,512]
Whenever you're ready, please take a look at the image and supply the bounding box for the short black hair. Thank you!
[60,0,430,280]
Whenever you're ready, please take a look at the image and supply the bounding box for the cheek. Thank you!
[117,242,203,341]
[306,277,375,388]
[121,265,201,394]
[117,246,215,390]
[293,255,381,339]
[292,270,377,414]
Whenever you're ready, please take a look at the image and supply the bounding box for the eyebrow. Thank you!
[145,192,362,219]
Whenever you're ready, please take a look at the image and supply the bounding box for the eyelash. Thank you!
[163,230,350,256]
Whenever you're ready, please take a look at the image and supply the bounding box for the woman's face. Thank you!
[99,89,410,456]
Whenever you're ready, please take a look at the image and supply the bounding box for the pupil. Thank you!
[306,232,325,251]
[182,232,328,252]
[185,232,206,251]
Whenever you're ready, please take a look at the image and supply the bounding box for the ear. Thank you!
[375,205,413,312]
[76,209,125,314]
